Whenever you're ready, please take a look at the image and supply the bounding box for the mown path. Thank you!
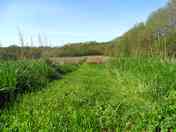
[1,58,176,131]
[0,64,119,131]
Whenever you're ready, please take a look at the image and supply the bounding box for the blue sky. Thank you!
[0,0,168,47]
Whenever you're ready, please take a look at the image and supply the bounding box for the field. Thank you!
[1,0,176,131]
[0,57,176,131]
[49,56,111,64]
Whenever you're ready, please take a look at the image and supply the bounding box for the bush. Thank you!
[0,60,57,106]
[0,60,80,107]
[16,60,51,92]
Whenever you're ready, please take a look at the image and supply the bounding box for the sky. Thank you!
[0,0,168,47]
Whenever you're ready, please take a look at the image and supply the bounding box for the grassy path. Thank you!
[1,58,176,131]
[1,64,118,131]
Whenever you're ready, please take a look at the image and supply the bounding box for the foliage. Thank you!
[1,1,176,59]
[0,62,17,92]
[58,64,80,74]
[0,60,78,106]
[0,57,176,131]
[55,42,109,57]
[0,41,111,60]
[109,0,176,57]
[15,60,51,92]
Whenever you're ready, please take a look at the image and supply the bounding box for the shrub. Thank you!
[0,60,80,107]
[16,60,51,92]
[0,60,57,106]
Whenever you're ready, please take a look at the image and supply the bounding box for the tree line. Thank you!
[112,0,176,57]
[0,0,176,59]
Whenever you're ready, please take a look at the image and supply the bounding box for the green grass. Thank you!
[0,60,66,107]
[0,60,52,93]
[0,57,176,131]
[0,62,17,92]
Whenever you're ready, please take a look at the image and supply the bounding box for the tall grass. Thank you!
[16,60,51,92]
[0,60,63,107]
[0,60,48,92]
[0,57,175,131]
[110,57,176,101]
[0,62,17,92]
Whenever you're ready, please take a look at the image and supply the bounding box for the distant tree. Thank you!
[168,0,176,28]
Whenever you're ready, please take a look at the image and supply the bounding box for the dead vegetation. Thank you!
[49,56,111,64]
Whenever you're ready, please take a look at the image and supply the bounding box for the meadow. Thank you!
[1,0,176,131]
[0,57,176,131]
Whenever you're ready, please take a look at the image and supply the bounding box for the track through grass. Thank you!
[0,57,176,131]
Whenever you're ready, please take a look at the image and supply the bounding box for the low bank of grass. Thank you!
[0,57,176,131]
[0,60,51,93]
[0,60,79,107]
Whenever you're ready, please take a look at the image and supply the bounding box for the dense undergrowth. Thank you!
[0,60,51,91]
[0,57,176,131]
[0,60,79,107]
